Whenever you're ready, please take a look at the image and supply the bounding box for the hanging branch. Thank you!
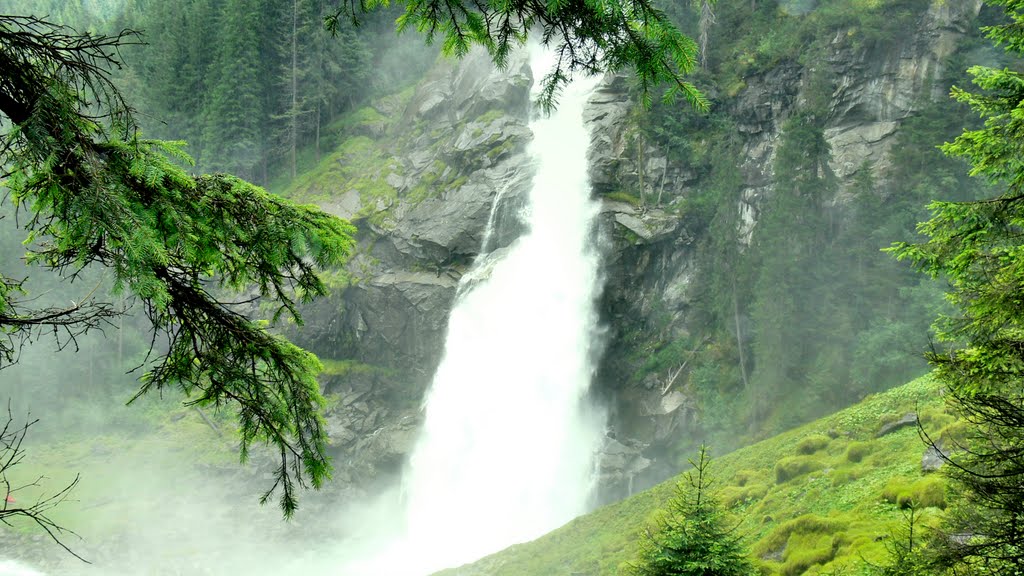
[0,402,86,562]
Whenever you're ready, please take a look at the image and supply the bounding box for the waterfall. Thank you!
[348,46,607,575]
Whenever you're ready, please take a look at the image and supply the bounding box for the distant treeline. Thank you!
[2,0,438,186]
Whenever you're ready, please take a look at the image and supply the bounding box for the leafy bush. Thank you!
[755,514,846,563]
[720,483,769,508]
[781,532,839,576]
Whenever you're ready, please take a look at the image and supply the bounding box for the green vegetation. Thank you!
[318,358,383,379]
[623,446,754,576]
[889,1,1024,572]
[283,133,401,231]
[439,376,951,576]
[880,477,946,510]
[118,0,385,183]
[845,442,874,464]
[774,456,826,484]
[278,100,474,226]
[603,191,645,207]
[795,435,831,455]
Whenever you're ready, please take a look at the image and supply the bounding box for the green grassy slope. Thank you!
[2,402,237,538]
[440,375,957,576]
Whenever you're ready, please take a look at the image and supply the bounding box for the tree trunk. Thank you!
[290,0,298,180]
[698,1,717,70]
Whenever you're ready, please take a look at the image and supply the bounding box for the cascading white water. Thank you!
[348,46,608,575]
[404,53,604,573]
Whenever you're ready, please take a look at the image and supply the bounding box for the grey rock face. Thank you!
[582,3,982,495]
[922,442,949,472]
[295,48,540,490]
[595,436,653,502]
[824,0,985,181]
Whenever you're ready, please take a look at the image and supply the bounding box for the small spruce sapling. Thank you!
[625,445,753,576]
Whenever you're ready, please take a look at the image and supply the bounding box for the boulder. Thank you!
[876,412,919,437]
[922,441,949,472]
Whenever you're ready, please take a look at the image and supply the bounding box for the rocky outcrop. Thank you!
[292,49,539,490]
[876,413,919,438]
[824,0,985,181]
[922,442,948,472]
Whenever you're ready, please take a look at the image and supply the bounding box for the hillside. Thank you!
[440,375,955,576]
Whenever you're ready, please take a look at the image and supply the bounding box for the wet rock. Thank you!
[595,436,653,502]
[922,441,949,472]
[876,412,919,437]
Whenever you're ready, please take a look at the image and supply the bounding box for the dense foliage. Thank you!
[0,14,357,515]
[891,0,1024,572]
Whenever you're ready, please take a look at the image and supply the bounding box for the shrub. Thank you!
[938,420,969,444]
[720,483,769,508]
[918,406,955,430]
[775,456,825,483]
[796,434,831,455]
[830,468,863,488]
[781,532,838,576]
[755,514,846,562]
[603,191,643,207]
[845,441,875,463]
[732,469,756,487]
[881,477,946,510]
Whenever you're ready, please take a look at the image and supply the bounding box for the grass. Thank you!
[437,375,950,576]
[3,405,235,538]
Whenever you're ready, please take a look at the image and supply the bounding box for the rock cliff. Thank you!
[588,0,985,497]
[292,0,986,501]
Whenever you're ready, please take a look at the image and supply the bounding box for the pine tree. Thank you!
[201,0,267,180]
[624,446,753,576]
